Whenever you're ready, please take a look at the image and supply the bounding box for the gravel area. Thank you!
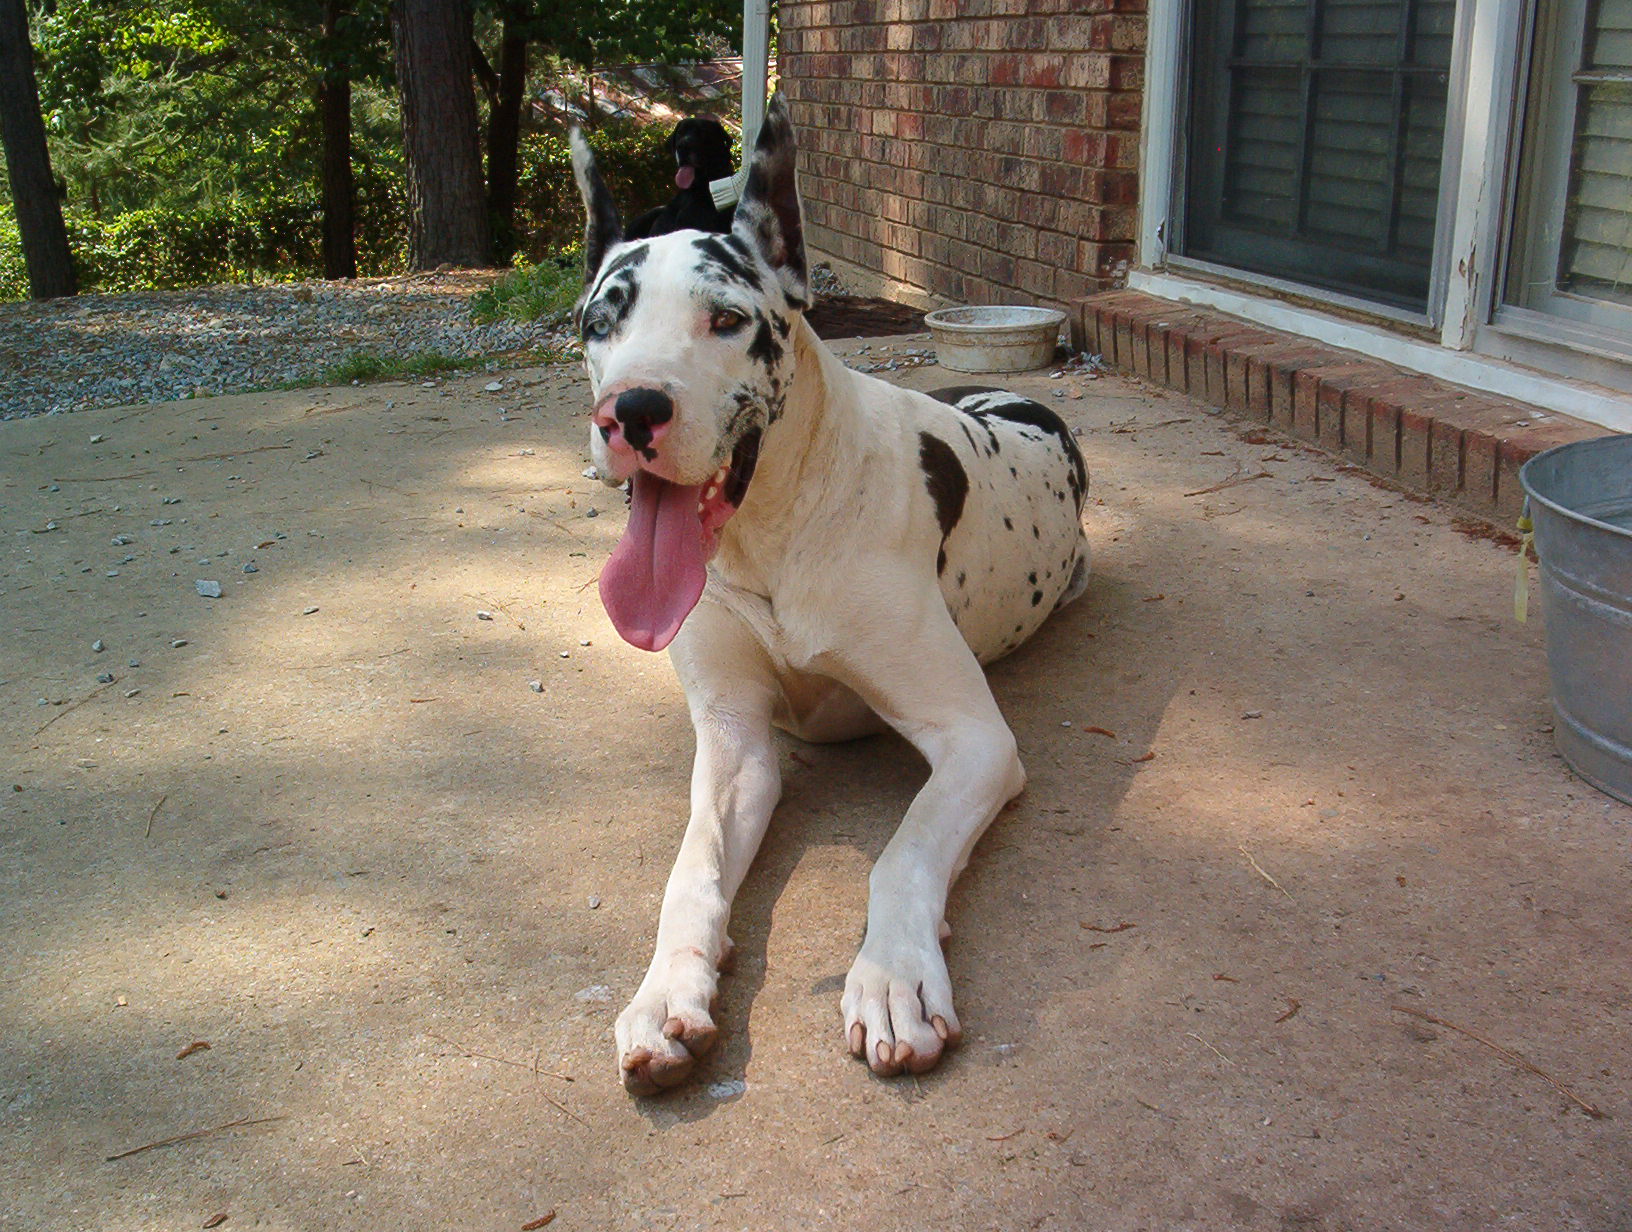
[0,271,574,420]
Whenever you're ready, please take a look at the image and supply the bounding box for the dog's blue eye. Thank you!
[587,318,611,340]
[710,309,746,334]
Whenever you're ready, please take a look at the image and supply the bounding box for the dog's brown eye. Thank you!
[710,309,746,334]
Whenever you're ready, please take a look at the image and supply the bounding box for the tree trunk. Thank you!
[0,0,77,299]
[390,0,491,269]
[484,12,527,266]
[319,0,358,280]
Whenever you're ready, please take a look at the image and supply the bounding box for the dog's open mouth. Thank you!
[599,427,761,652]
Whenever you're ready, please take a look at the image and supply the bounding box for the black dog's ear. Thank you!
[732,95,807,308]
[571,128,623,285]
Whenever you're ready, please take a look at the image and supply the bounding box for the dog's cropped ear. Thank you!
[732,95,808,308]
[571,128,623,285]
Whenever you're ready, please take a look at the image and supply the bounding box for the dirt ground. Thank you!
[2,341,1629,1232]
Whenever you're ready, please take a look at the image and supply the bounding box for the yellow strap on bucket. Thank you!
[1515,499,1534,624]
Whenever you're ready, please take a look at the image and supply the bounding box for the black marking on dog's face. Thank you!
[918,433,968,576]
[748,314,783,367]
[579,250,645,342]
[695,234,764,295]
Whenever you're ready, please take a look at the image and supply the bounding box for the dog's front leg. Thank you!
[615,605,781,1095]
[835,610,1027,1079]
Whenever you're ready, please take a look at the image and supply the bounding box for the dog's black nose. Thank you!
[614,388,674,457]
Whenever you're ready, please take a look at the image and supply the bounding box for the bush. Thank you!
[514,121,680,261]
[469,247,583,324]
[0,165,405,299]
[1,119,712,300]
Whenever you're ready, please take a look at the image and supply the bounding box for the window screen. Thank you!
[1560,0,1632,304]
[1181,0,1455,311]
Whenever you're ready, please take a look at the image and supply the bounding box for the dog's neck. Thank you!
[712,315,855,593]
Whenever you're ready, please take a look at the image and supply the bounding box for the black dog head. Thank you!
[669,116,735,191]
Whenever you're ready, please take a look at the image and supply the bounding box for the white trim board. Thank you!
[1129,268,1632,434]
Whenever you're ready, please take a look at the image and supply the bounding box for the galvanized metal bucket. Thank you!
[1520,435,1632,805]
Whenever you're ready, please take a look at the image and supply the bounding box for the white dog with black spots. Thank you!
[571,96,1091,1094]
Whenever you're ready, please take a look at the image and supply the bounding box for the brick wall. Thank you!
[779,0,1145,311]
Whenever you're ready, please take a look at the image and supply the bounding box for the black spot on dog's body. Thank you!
[931,385,1089,512]
[919,434,967,539]
[918,433,968,576]
[1031,590,1043,606]
[1003,516,1013,531]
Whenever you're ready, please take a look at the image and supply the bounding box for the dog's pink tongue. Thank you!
[675,164,696,190]
[600,472,708,652]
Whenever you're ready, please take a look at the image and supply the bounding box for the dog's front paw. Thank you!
[841,930,963,1078]
[614,957,721,1095]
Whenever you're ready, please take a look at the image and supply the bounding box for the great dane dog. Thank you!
[571,97,1090,1094]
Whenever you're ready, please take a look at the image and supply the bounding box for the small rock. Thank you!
[90,433,105,443]
[558,650,570,659]
[111,534,134,546]
[170,639,189,648]
[195,579,223,598]
[705,1078,747,1100]
[574,984,613,1003]
[302,606,319,615]
[581,466,599,480]
[578,639,591,647]
[124,689,140,698]
[242,562,258,574]
[92,639,105,653]
[587,895,601,909]
[127,659,140,668]
[484,380,504,392]
[1242,711,1263,720]
[96,672,114,684]
[585,508,598,518]
[476,610,495,621]
[528,680,543,693]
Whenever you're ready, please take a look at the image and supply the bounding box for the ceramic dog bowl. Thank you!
[924,305,1067,374]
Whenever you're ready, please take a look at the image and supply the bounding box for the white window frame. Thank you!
[1134,0,1632,433]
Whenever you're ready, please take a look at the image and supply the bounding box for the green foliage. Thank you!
[499,0,738,72]
[2,0,741,300]
[514,120,676,259]
[0,166,405,295]
[470,248,582,323]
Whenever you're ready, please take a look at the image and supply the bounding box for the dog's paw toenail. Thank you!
[622,1046,653,1071]
[931,1015,950,1042]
